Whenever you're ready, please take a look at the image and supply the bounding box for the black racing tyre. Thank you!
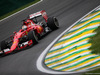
[47,17,59,30]
[1,40,8,50]
[28,31,38,45]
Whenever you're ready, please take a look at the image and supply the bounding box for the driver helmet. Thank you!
[23,22,27,25]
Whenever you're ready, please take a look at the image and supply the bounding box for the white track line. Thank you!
[80,12,100,22]
[60,24,99,41]
[36,5,100,74]
[46,40,90,58]
[46,50,91,65]
[49,33,95,52]
[69,18,100,32]
[65,58,100,71]
[0,0,43,22]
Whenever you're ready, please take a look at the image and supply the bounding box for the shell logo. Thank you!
[28,22,31,25]
[13,41,17,44]
[38,26,42,32]
[26,31,28,35]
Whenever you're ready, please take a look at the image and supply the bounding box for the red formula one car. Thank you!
[0,10,59,55]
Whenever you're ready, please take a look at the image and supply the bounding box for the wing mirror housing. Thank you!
[13,31,17,34]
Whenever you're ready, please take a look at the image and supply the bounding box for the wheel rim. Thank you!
[54,17,59,27]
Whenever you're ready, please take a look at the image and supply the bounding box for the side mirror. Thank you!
[10,35,14,42]
[20,29,24,32]
[13,31,17,34]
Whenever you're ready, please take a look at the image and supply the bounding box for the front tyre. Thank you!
[1,40,8,50]
[47,17,59,30]
[0,40,8,55]
[28,31,38,45]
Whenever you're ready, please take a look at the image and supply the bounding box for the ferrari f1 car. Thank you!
[0,10,59,55]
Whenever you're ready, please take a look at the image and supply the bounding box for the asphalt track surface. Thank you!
[0,0,100,75]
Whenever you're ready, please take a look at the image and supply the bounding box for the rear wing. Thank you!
[29,10,48,22]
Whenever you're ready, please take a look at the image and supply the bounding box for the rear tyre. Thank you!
[28,31,38,45]
[47,17,59,30]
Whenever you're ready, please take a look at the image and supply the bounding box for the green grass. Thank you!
[89,25,100,54]
[82,25,100,75]
[0,0,40,20]
[83,68,100,75]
